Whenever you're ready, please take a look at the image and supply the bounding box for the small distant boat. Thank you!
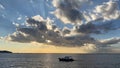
[58,56,74,62]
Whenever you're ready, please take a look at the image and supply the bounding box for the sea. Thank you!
[0,53,120,68]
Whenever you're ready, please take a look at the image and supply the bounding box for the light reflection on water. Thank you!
[0,53,120,68]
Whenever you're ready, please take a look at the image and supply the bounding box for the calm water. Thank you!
[0,53,120,68]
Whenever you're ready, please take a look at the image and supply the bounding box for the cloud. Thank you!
[12,22,20,27]
[17,17,22,20]
[84,0,120,22]
[5,15,98,47]
[5,15,59,44]
[82,44,97,53]
[62,27,71,35]
[63,34,96,46]
[26,18,48,31]
[95,0,120,20]
[6,31,35,43]
[100,38,120,45]
[73,21,119,35]
[52,0,120,24]
[4,16,60,45]
[52,0,120,34]
[75,23,101,34]
[93,38,120,53]
[0,4,5,10]
[52,0,92,24]
[0,37,3,40]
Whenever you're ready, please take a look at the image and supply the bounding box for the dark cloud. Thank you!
[64,9,83,23]
[8,28,46,43]
[62,27,71,35]
[75,23,101,34]
[26,18,48,31]
[74,22,119,34]
[100,38,120,45]
[63,34,96,46]
[52,0,85,24]
[4,16,61,45]
[7,32,33,43]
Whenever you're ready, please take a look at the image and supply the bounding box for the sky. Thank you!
[0,0,120,53]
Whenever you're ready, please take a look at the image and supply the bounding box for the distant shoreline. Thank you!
[0,50,12,53]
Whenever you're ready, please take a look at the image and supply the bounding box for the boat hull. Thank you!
[58,58,74,62]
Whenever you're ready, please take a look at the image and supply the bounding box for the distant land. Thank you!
[0,50,12,53]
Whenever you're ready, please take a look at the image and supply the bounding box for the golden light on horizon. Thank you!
[0,41,96,53]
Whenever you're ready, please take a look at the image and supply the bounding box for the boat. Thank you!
[58,56,74,62]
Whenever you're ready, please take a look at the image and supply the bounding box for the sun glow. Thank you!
[22,42,97,53]
[0,41,96,53]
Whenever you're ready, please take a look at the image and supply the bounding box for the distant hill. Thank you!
[0,50,12,53]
